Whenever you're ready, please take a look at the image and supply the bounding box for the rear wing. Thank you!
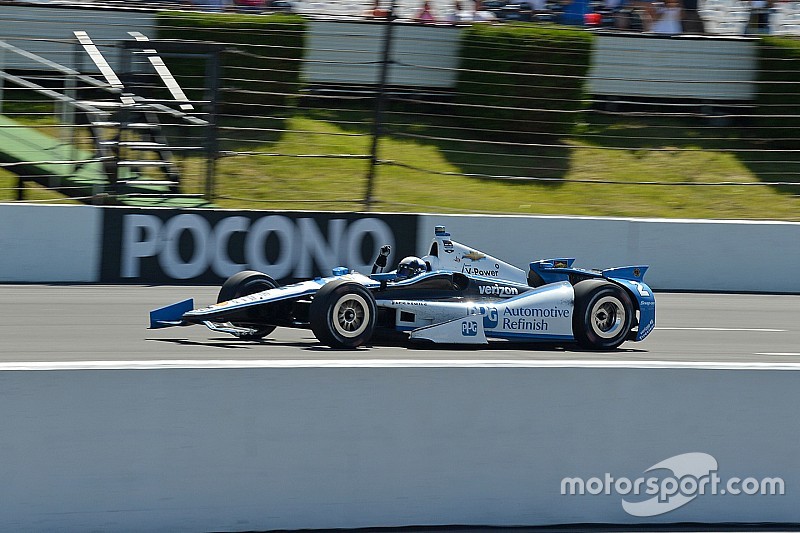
[601,265,649,283]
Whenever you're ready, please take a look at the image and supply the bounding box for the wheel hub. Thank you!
[591,297,625,339]
[336,299,365,335]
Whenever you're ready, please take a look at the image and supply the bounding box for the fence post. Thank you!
[0,44,5,115]
[363,1,397,212]
[204,49,221,203]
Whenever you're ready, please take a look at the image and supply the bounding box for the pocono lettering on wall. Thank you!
[100,208,419,284]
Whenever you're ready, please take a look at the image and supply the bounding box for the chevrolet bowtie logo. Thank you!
[463,251,486,261]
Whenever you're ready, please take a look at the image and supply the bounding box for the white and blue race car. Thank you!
[150,226,655,350]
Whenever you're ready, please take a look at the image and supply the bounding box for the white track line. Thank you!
[658,327,786,332]
[3,359,800,371]
[756,353,800,357]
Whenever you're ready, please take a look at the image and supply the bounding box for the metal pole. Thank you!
[62,72,77,174]
[363,0,396,212]
[0,45,5,115]
[204,49,221,202]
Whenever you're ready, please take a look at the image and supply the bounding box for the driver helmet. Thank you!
[395,256,427,280]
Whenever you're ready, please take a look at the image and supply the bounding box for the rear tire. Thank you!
[573,280,633,350]
[309,281,377,349]
[217,270,278,340]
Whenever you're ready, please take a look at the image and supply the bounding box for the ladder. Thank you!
[75,30,211,200]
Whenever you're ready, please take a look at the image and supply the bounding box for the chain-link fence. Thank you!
[0,3,798,219]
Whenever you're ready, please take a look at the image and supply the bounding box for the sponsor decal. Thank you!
[478,284,519,297]
[503,317,548,331]
[462,262,501,277]
[463,250,486,261]
[561,452,785,518]
[101,209,418,284]
[633,268,641,278]
[443,240,454,253]
[503,307,570,318]
[554,260,568,269]
[393,301,428,307]
[639,318,655,338]
[471,306,499,328]
[461,320,479,336]
[500,306,570,332]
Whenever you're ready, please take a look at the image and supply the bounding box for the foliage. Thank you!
[755,36,800,145]
[155,12,306,111]
[454,23,594,139]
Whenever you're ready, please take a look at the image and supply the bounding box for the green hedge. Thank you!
[756,36,800,144]
[454,24,594,139]
[155,12,306,112]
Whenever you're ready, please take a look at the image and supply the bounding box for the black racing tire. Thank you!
[217,270,279,340]
[309,280,377,349]
[573,279,634,350]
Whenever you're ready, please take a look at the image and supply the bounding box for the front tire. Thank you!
[309,281,377,349]
[217,270,279,340]
[573,280,633,350]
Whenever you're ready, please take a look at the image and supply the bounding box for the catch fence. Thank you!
[0,2,798,219]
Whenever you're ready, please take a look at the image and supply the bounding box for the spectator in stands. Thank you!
[511,0,550,19]
[630,0,660,30]
[651,0,682,32]
[473,0,499,20]
[748,0,770,33]
[681,0,706,32]
[191,0,234,10]
[558,0,592,24]
[234,0,265,12]
[603,0,631,28]
[364,0,391,18]
[446,0,473,22]
[415,0,438,21]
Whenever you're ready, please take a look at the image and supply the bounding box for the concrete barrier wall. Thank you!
[0,361,797,531]
[589,34,757,101]
[0,204,101,282]
[0,5,156,72]
[420,215,800,293]
[303,21,461,88]
[1,204,798,292]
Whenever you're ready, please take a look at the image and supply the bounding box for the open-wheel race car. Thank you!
[150,225,655,350]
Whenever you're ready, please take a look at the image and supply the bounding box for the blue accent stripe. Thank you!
[400,324,574,342]
[487,332,575,341]
[188,289,319,317]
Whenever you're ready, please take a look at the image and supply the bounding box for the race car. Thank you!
[149,225,655,350]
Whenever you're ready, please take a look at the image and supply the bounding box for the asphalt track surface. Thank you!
[2,286,799,533]
[1,285,798,365]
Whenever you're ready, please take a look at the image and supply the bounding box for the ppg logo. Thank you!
[462,320,479,337]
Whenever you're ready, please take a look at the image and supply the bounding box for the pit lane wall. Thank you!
[1,204,799,292]
[0,361,797,531]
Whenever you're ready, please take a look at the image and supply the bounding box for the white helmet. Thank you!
[395,256,426,280]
